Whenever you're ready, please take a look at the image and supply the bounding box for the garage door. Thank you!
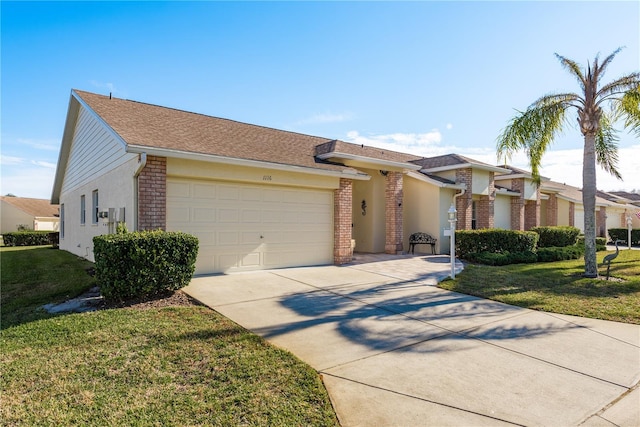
[167,178,334,274]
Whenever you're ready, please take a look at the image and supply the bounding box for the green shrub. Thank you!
[93,231,199,302]
[608,228,640,245]
[465,251,537,266]
[456,229,539,258]
[2,231,57,247]
[530,226,580,247]
[536,246,584,262]
[576,236,607,252]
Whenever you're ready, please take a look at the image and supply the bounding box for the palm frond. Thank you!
[496,93,576,183]
[595,112,622,180]
[596,72,640,104]
[593,47,624,82]
[555,53,586,91]
[614,87,640,136]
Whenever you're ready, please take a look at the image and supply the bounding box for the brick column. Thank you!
[455,168,473,230]
[569,202,575,227]
[334,178,353,264]
[546,194,558,226]
[510,178,525,230]
[477,172,495,229]
[385,172,404,254]
[524,186,541,230]
[597,207,607,238]
[138,155,167,231]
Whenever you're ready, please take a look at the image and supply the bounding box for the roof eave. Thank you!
[421,163,509,174]
[126,145,371,181]
[406,171,466,189]
[317,152,421,172]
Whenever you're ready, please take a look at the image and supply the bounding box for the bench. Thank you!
[409,232,437,254]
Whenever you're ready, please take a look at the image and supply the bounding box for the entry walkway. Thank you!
[184,254,640,426]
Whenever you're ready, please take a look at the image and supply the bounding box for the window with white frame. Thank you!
[80,195,86,225]
[92,190,99,224]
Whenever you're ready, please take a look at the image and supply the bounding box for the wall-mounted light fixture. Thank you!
[361,199,367,216]
[379,170,389,177]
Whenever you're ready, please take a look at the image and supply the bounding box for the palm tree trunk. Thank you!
[582,133,598,278]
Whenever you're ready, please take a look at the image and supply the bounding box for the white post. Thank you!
[628,216,633,250]
[448,204,457,279]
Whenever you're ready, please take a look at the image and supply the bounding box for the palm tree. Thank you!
[497,48,640,278]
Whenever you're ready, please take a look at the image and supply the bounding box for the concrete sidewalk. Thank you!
[184,255,640,426]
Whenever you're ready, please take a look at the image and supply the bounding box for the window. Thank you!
[472,201,477,230]
[60,204,65,238]
[80,195,86,225]
[92,190,99,224]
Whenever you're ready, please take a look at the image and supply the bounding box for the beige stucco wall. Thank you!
[352,168,386,253]
[523,180,538,200]
[471,169,491,195]
[495,194,512,229]
[168,158,341,190]
[403,175,441,253]
[1,202,34,233]
[59,156,139,261]
[557,199,571,226]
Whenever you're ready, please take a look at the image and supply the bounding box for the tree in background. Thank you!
[497,48,640,277]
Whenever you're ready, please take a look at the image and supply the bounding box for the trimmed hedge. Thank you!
[536,246,584,262]
[93,231,199,302]
[2,231,57,247]
[465,251,538,266]
[576,236,607,252]
[456,229,539,258]
[530,226,580,248]
[608,228,640,245]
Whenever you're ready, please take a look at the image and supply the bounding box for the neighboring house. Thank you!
[0,196,60,234]
[50,89,636,274]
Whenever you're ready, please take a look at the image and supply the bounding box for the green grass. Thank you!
[1,246,97,328]
[0,247,339,426]
[440,249,640,324]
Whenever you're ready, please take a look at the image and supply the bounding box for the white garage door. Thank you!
[167,178,334,274]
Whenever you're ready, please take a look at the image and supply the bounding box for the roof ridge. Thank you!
[73,89,334,142]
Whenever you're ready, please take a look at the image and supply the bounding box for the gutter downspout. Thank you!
[133,153,147,231]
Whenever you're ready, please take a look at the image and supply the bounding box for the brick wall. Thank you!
[597,207,607,238]
[385,172,404,254]
[546,194,558,226]
[569,202,575,227]
[138,155,167,231]
[477,172,495,229]
[455,168,473,230]
[510,178,525,230]
[524,186,541,230]
[334,178,353,264]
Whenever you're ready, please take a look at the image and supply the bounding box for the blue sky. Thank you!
[2,1,639,199]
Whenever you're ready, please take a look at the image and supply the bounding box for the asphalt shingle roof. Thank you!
[0,197,59,217]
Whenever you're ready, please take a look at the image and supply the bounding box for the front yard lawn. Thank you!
[439,249,640,324]
[0,247,339,426]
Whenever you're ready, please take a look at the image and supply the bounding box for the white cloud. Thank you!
[1,164,56,199]
[446,123,453,130]
[0,155,25,166]
[18,138,60,152]
[296,112,353,126]
[31,160,57,169]
[345,130,446,156]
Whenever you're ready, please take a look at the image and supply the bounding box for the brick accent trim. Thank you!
[510,178,525,230]
[455,168,473,230]
[524,186,541,230]
[138,155,167,231]
[385,172,404,254]
[546,194,558,226]
[597,207,607,238]
[477,172,495,229]
[569,202,575,227]
[334,178,353,264]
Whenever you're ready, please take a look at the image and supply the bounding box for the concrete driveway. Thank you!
[184,254,640,427]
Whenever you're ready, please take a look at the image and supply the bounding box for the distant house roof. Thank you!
[1,197,59,217]
[609,191,640,202]
[541,181,625,207]
[412,153,508,174]
[494,165,550,182]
